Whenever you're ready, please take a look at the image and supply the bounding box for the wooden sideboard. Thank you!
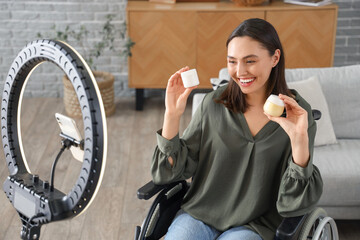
[127,0,338,109]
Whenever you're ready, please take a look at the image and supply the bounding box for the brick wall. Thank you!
[0,0,131,97]
[0,0,359,97]
[333,0,360,66]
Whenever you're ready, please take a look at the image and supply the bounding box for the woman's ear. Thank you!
[272,49,281,68]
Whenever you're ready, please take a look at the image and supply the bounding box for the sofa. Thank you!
[192,64,360,220]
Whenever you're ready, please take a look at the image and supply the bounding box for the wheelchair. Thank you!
[135,110,339,240]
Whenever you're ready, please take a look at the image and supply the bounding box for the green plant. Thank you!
[37,14,135,70]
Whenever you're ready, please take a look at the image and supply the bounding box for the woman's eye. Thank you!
[228,60,236,64]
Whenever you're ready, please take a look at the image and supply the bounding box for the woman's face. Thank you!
[227,36,280,97]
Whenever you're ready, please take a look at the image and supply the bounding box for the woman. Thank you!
[151,18,323,240]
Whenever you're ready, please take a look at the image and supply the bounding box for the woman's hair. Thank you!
[216,18,292,113]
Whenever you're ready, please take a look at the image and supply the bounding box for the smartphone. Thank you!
[55,113,84,162]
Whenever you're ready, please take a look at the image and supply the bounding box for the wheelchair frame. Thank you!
[135,180,338,240]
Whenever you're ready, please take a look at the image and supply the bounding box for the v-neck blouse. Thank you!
[151,86,323,240]
[238,111,280,141]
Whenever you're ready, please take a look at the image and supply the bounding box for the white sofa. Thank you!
[192,65,360,220]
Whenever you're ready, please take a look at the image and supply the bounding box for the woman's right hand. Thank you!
[165,66,198,117]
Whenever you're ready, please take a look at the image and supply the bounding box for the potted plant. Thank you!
[37,14,135,117]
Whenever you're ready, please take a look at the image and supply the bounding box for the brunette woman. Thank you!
[151,18,323,240]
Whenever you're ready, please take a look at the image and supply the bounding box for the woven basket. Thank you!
[63,71,115,118]
[231,0,265,6]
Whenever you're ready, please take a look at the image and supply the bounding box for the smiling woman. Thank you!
[149,18,324,240]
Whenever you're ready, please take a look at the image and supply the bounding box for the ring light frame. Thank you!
[2,39,107,239]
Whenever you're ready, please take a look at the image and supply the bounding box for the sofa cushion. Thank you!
[285,65,360,139]
[219,68,230,81]
[287,76,337,146]
[192,93,206,116]
[314,139,360,206]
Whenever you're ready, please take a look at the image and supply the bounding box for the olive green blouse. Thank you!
[151,86,323,240]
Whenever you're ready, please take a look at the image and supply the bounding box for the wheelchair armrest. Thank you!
[137,180,187,200]
[275,214,307,240]
[137,181,166,200]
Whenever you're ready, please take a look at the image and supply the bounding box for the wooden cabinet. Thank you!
[127,1,338,108]
[197,12,265,85]
[128,11,197,88]
[267,9,338,67]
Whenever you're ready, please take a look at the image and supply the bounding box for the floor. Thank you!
[0,97,359,239]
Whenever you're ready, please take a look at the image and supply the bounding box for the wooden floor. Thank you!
[0,97,359,239]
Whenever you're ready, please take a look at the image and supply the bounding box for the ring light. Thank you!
[2,39,107,239]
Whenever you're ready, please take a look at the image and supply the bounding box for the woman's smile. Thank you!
[238,77,256,87]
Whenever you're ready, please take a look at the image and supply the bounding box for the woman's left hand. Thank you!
[264,94,310,167]
[265,94,308,139]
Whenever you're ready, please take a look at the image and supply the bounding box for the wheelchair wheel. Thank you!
[299,208,339,240]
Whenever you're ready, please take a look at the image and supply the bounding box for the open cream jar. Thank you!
[181,69,200,88]
[263,94,285,117]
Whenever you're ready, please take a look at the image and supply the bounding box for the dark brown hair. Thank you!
[216,18,292,113]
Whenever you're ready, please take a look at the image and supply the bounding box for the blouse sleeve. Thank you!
[277,117,324,217]
[150,96,204,185]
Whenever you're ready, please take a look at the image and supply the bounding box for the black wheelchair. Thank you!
[135,110,339,240]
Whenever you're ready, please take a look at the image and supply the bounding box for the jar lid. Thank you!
[266,94,284,106]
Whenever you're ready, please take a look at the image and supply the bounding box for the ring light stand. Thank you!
[2,40,107,240]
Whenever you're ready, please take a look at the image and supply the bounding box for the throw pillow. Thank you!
[287,76,337,146]
[286,64,360,139]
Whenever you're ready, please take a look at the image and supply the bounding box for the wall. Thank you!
[0,0,131,97]
[0,0,359,97]
[333,0,360,66]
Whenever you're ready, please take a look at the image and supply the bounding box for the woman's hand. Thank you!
[265,94,308,139]
[162,67,198,143]
[165,66,197,117]
[264,94,310,167]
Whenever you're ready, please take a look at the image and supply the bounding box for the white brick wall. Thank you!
[0,0,133,98]
[0,0,359,98]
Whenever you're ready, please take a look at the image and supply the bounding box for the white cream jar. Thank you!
[181,69,200,88]
[263,94,285,117]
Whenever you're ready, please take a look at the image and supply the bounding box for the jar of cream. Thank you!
[263,94,285,117]
[181,69,200,88]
